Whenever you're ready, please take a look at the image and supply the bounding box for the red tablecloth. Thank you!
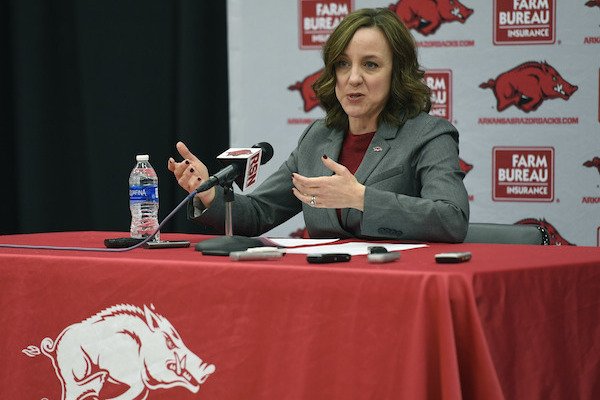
[1,232,599,399]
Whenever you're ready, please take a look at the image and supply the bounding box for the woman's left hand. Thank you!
[292,156,365,211]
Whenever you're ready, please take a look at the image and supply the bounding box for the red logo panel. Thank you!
[425,70,452,121]
[299,0,353,49]
[494,0,556,45]
[493,147,554,202]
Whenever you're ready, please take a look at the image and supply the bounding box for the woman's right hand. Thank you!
[168,141,216,208]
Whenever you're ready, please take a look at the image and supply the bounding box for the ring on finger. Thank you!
[309,195,316,207]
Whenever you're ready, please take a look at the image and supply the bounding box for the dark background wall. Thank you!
[1,1,229,235]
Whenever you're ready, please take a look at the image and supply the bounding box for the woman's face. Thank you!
[334,27,393,134]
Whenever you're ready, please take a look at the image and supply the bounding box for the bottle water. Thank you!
[129,154,160,242]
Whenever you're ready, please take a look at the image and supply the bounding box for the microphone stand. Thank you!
[223,183,234,237]
[194,179,265,255]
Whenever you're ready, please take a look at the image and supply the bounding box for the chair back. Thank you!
[464,223,550,245]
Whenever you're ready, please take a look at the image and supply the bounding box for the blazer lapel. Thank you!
[354,122,398,184]
[323,129,344,166]
[341,123,399,228]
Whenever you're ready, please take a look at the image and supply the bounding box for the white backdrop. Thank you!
[227,0,600,246]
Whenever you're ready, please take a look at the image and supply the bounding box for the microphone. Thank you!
[194,142,274,193]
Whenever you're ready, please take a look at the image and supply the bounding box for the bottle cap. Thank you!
[136,154,150,161]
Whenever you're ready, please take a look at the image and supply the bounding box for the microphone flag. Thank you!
[216,147,262,191]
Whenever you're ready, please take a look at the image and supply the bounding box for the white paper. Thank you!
[260,237,340,247]
[284,242,427,256]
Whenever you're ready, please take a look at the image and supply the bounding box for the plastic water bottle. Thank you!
[129,154,160,241]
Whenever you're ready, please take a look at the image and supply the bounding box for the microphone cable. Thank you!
[0,191,197,253]
[0,141,273,253]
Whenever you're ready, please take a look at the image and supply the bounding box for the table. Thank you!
[1,231,599,400]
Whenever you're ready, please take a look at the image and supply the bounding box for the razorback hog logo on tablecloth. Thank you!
[289,69,323,112]
[516,218,575,245]
[22,304,216,400]
[480,62,578,112]
[388,0,473,36]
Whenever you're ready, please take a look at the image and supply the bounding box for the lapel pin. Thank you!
[373,146,382,152]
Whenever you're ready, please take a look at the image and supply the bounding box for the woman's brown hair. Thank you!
[313,8,431,131]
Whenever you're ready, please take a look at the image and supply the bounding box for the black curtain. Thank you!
[1,1,229,235]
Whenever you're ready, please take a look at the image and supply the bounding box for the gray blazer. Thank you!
[191,112,469,242]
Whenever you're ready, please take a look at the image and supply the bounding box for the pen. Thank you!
[229,250,284,261]
[367,252,401,263]
[246,246,283,253]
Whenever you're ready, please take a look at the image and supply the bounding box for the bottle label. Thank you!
[129,185,159,202]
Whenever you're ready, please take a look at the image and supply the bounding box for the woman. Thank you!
[168,8,469,242]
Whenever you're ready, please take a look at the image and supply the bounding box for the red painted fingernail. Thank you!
[185,160,190,165]
[322,154,328,159]
[190,168,195,173]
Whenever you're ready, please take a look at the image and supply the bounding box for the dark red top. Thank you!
[338,131,376,175]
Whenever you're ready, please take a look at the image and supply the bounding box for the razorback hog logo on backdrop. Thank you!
[22,304,216,400]
[288,69,323,112]
[516,218,575,245]
[480,61,578,112]
[459,158,473,174]
[586,0,600,8]
[388,0,473,36]
[584,156,600,175]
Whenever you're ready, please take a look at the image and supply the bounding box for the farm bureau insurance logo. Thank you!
[494,0,556,45]
[22,304,216,400]
[493,147,554,201]
[425,70,452,121]
[299,0,353,49]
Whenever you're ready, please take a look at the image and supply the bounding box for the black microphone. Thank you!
[194,142,274,194]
